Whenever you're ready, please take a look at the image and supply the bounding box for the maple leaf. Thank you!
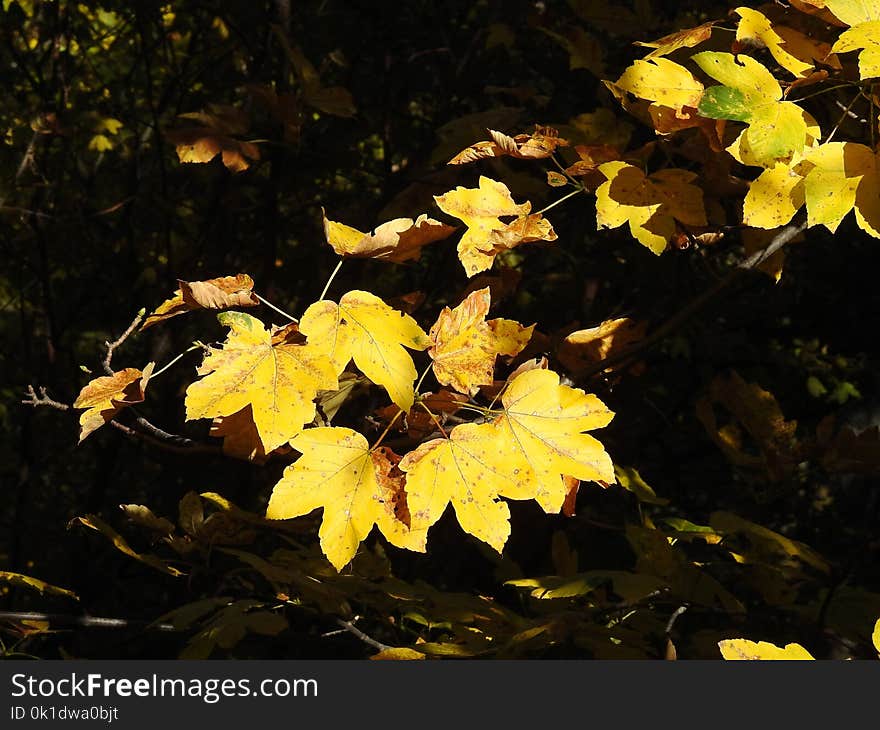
[428,287,533,395]
[299,290,431,412]
[793,142,880,237]
[266,427,425,570]
[166,106,258,172]
[734,7,824,78]
[399,422,517,553]
[322,210,455,263]
[832,12,880,80]
[73,362,155,442]
[142,274,259,329]
[718,639,815,660]
[595,162,707,254]
[184,312,337,452]
[448,126,569,165]
[611,58,704,113]
[399,369,614,551]
[693,52,819,167]
[492,368,615,513]
[634,21,715,59]
[742,162,806,229]
[434,177,556,276]
[824,0,880,26]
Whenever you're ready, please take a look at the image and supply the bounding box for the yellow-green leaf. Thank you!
[614,58,704,111]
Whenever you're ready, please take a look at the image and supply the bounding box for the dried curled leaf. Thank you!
[429,287,533,395]
[322,210,455,263]
[448,126,569,164]
[266,427,425,570]
[434,177,556,276]
[634,21,715,58]
[73,362,155,442]
[184,312,337,452]
[142,274,259,329]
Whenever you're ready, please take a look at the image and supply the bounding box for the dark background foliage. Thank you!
[2,0,878,659]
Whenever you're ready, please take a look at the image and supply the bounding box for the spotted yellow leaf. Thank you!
[719,638,815,660]
[613,58,704,111]
[267,427,425,570]
[734,7,824,78]
[743,162,806,229]
[185,312,337,452]
[429,287,533,395]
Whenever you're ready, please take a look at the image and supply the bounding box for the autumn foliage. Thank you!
[6,0,880,660]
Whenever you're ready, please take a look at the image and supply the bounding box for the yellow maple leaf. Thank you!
[557,317,646,376]
[429,287,533,395]
[73,363,155,442]
[299,290,431,412]
[873,617,880,655]
[734,7,820,78]
[493,368,615,513]
[400,369,614,552]
[612,58,704,112]
[399,422,517,553]
[322,210,455,263]
[694,52,820,167]
[185,312,337,452]
[718,638,815,660]
[142,273,259,329]
[266,427,425,570]
[595,162,707,254]
[742,162,806,229]
[824,0,880,26]
[794,141,880,236]
[434,177,555,277]
[831,4,880,80]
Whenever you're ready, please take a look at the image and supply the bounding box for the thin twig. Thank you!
[21,385,70,411]
[333,617,393,652]
[103,311,145,375]
[255,293,298,323]
[581,218,808,378]
[0,610,177,632]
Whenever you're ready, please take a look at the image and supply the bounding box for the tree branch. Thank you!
[582,218,808,378]
[103,311,144,375]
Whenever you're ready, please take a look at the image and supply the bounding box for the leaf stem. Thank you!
[370,363,434,450]
[255,293,298,323]
[318,259,344,301]
[150,343,204,379]
[534,187,584,216]
[416,401,448,438]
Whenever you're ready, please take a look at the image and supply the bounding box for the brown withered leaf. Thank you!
[375,390,468,441]
[166,106,259,173]
[372,446,412,528]
[448,126,569,165]
[558,318,647,377]
[634,21,715,59]
[817,416,880,475]
[247,83,302,143]
[210,406,269,463]
[322,210,455,263]
[142,274,260,329]
[73,363,155,442]
[696,371,800,480]
[564,144,621,190]
[561,476,580,517]
[484,213,558,255]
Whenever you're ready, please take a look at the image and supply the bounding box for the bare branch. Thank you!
[332,616,393,652]
[103,311,145,375]
[0,610,177,632]
[21,385,70,411]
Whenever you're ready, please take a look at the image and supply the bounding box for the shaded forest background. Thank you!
[2,0,879,659]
